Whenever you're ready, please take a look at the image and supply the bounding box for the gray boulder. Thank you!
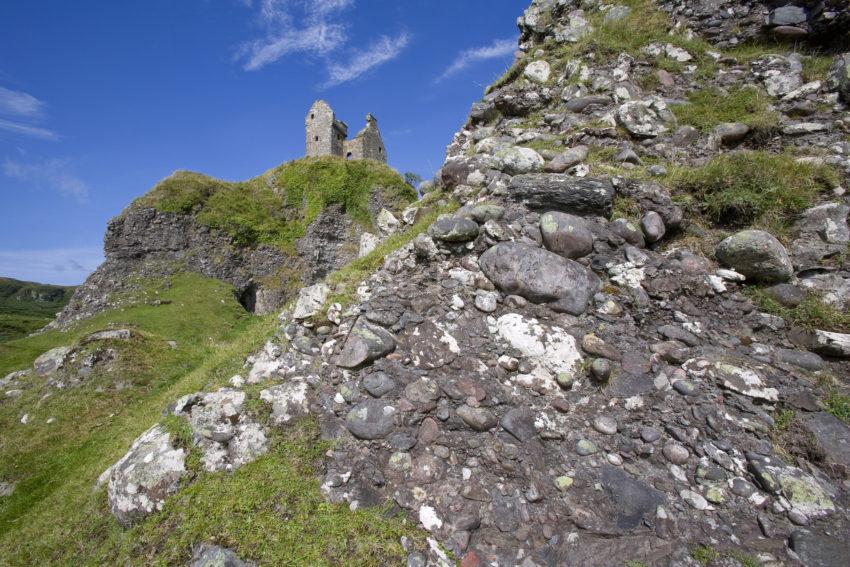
[495,146,544,175]
[610,218,645,248]
[800,412,850,476]
[713,122,750,146]
[715,230,793,283]
[334,318,396,368]
[545,145,588,173]
[428,217,480,243]
[455,203,504,224]
[751,54,803,97]
[33,346,71,377]
[479,242,600,315]
[508,174,614,217]
[346,399,397,440]
[827,53,850,103]
[789,530,850,567]
[615,98,676,138]
[190,544,256,567]
[640,211,666,243]
[790,202,850,269]
[106,425,186,526]
[539,211,594,259]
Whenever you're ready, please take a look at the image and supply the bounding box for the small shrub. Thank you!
[691,545,718,566]
[773,409,795,431]
[668,152,838,234]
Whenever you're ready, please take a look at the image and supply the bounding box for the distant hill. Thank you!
[0,277,76,342]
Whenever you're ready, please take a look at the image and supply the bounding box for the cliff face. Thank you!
[54,158,417,327]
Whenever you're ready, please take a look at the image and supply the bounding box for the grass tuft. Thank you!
[746,288,850,333]
[671,86,779,133]
[668,151,839,235]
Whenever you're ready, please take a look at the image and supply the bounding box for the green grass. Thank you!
[746,288,850,333]
[691,545,718,565]
[671,86,779,133]
[668,151,839,235]
[133,157,416,250]
[486,59,525,94]
[773,409,796,431]
[0,277,75,342]
[824,390,850,424]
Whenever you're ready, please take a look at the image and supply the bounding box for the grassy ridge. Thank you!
[0,277,76,342]
[133,157,416,250]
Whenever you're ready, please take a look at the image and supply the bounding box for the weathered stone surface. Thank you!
[789,529,850,567]
[801,412,850,476]
[715,230,793,283]
[545,145,588,173]
[346,399,397,440]
[616,98,676,138]
[190,544,256,567]
[33,346,71,377]
[827,53,850,103]
[359,232,380,257]
[106,425,186,526]
[508,174,614,217]
[523,60,550,83]
[480,242,600,314]
[260,381,309,426]
[640,211,665,243]
[428,217,480,242]
[713,122,749,146]
[334,318,396,368]
[292,283,330,320]
[539,211,593,259]
[808,330,850,358]
[500,408,537,442]
[495,146,544,175]
[752,54,803,97]
[705,361,778,401]
[455,203,504,224]
[456,405,497,431]
[790,202,850,268]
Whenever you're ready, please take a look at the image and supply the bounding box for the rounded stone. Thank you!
[539,211,594,259]
[672,380,697,396]
[641,426,661,443]
[474,291,498,313]
[715,230,793,283]
[345,399,397,440]
[429,217,480,243]
[576,439,598,456]
[590,358,612,383]
[592,416,618,435]
[609,218,645,248]
[640,211,666,243]
[362,372,395,398]
[662,441,690,465]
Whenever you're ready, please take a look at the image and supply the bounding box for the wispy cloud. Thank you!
[236,0,408,88]
[0,247,103,286]
[237,0,353,71]
[435,37,517,83]
[0,86,58,140]
[323,32,410,88]
[2,157,90,203]
[0,86,45,118]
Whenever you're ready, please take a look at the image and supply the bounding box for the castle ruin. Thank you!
[305,100,387,163]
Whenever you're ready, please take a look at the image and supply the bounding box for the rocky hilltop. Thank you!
[3,1,850,566]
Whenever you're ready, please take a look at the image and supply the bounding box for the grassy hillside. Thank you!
[133,156,417,251]
[0,277,76,342]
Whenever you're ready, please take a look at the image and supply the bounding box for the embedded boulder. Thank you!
[508,174,614,217]
[715,230,793,283]
[495,146,544,175]
[33,346,72,377]
[334,318,396,368]
[616,98,676,138]
[479,242,600,314]
[827,53,850,103]
[539,211,594,259]
[106,425,186,527]
[428,217,480,243]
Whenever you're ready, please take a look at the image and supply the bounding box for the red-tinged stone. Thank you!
[461,550,481,567]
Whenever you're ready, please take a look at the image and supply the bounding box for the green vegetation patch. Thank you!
[668,151,839,235]
[746,287,850,333]
[824,390,850,424]
[112,420,418,566]
[671,86,779,133]
[133,157,416,250]
[0,277,76,342]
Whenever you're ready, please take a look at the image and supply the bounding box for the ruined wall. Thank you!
[305,100,347,158]
[344,114,387,162]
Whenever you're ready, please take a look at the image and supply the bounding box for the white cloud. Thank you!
[323,32,410,88]
[0,86,45,118]
[435,37,517,83]
[2,157,89,202]
[237,0,353,70]
[0,247,103,286]
[0,118,58,141]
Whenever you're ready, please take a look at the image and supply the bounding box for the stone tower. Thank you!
[306,100,348,158]
[304,101,387,163]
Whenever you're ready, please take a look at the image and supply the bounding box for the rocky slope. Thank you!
[6,1,850,566]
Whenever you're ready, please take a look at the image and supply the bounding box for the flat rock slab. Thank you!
[507,174,614,217]
[789,529,850,567]
[801,412,850,476]
[334,318,396,368]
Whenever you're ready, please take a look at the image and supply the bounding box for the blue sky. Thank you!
[0,0,526,285]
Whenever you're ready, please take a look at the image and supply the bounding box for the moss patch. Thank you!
[134,157,416,250]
